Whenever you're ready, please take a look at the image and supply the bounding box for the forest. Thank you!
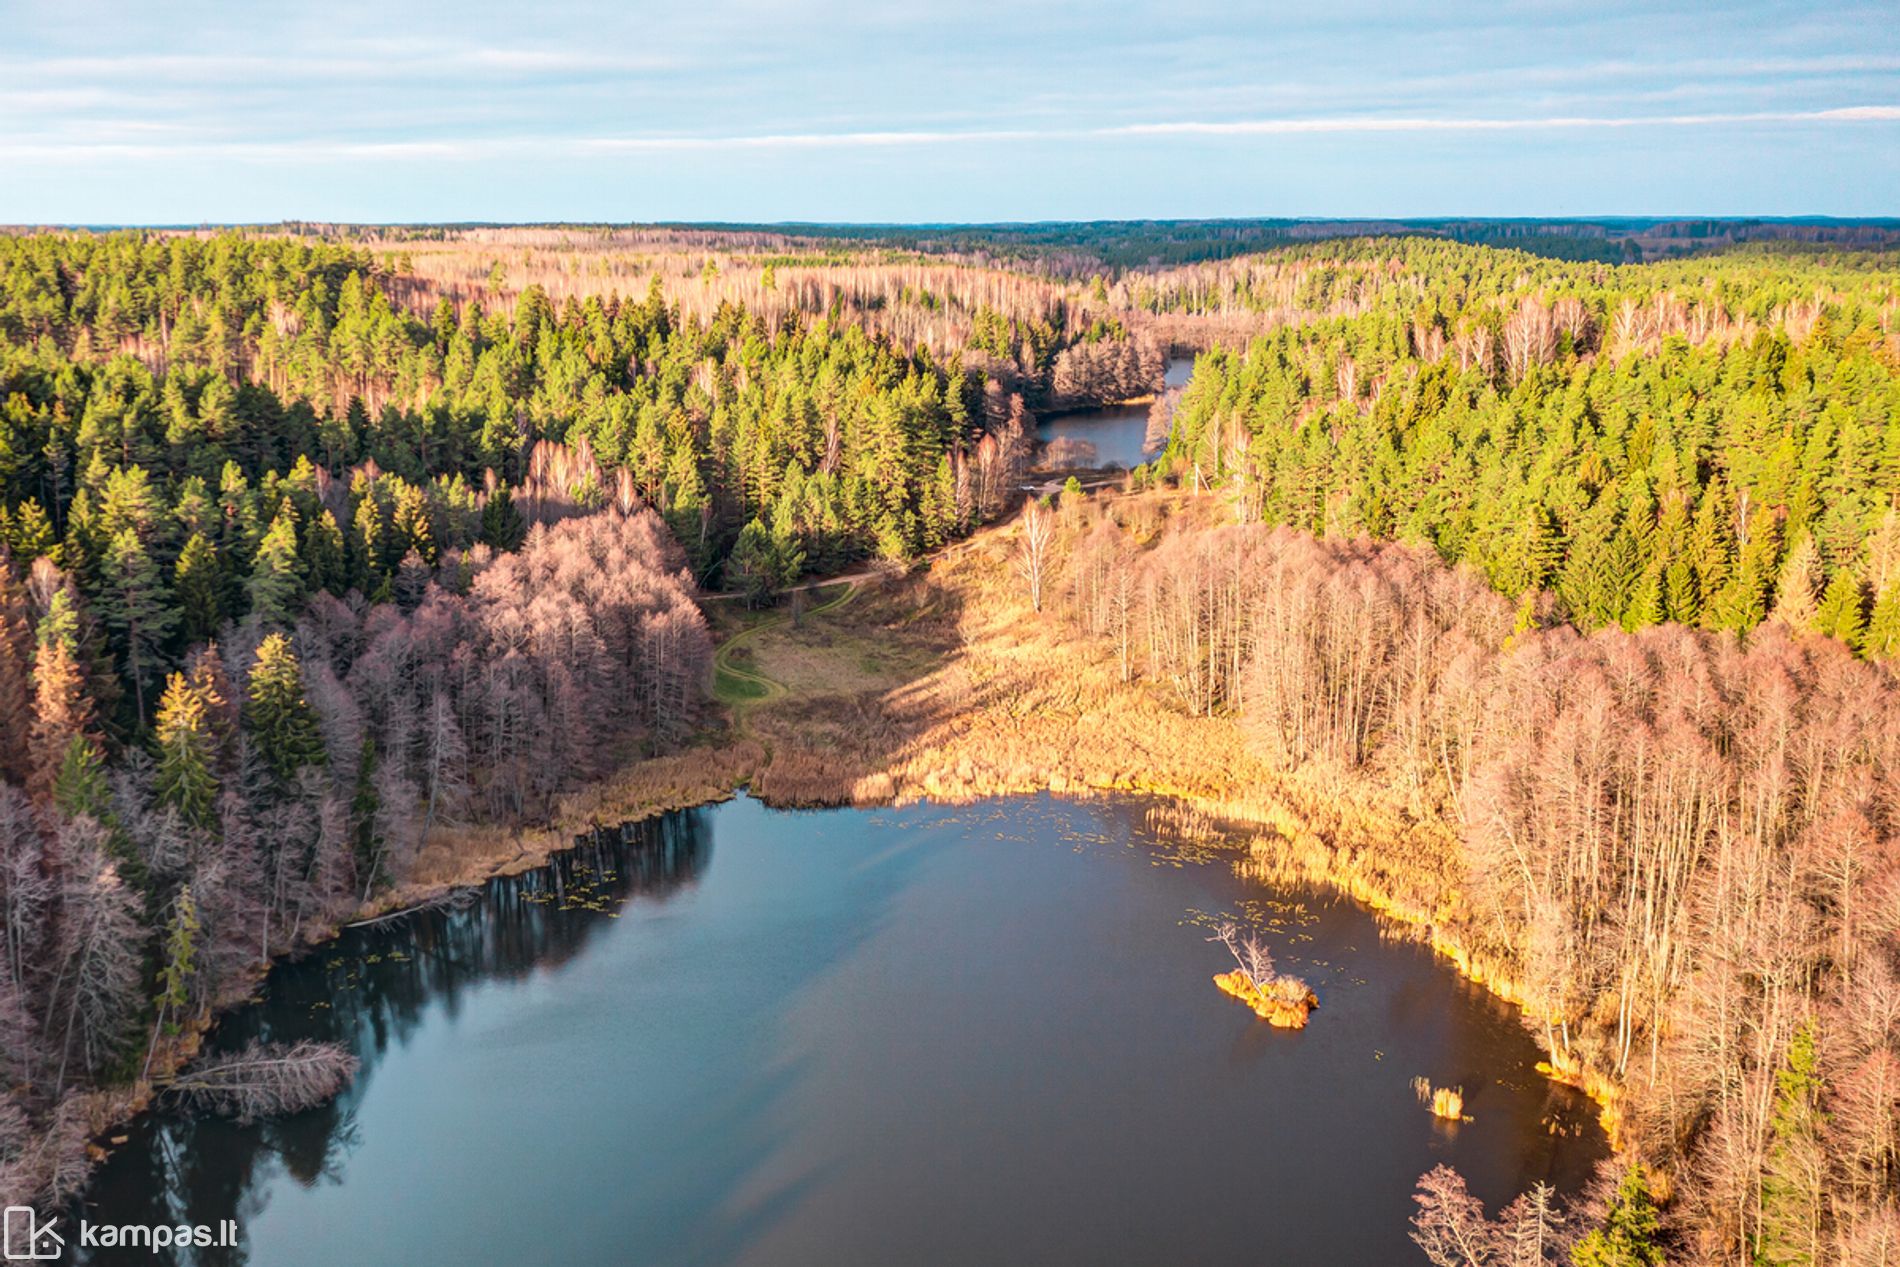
[0,223,1896,1264]
[0,226,1119,1206]
[1054,503,1897,1261]
[1155,240,1900,657]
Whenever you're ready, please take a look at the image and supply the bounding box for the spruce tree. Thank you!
[52,732,111,822]
[1814,570,1866,650]
[30,592,99,801]
[480,483,525,551]
[1866,585,1900,660]
[174,532,223,646]
[244,632,323,784]
[1757,1021,1826,1267]
[153,672,219,828]
[727,519,785,608]
[350,737,382,891]
[153,885,200,1032]
[1624,563,1665,631]
[246,509,302,627]
[1771,534,1821,630]
[1715,507,1781,632]
[302,510,347,595]
[1572,1164,1664,1267]
[3,499,55,559]
[98,526,174,727]
[0,552,33,785]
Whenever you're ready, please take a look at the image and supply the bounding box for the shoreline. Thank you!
[71,503,1620,1200]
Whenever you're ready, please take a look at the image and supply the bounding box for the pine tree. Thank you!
[153,672,219,828]
[244,633,324,784]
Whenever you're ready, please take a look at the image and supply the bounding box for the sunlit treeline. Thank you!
[1156,251,1900,659]
[1055,503,1899,1264]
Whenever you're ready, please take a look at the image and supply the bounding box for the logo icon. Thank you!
[2,1207,62,1261]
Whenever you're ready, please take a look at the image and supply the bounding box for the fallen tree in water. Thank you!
[165,1041,359,1123]
[1207,921,1316,1028]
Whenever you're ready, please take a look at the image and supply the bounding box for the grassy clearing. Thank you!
[710,581,861,712]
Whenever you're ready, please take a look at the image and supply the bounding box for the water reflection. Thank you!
[1034,356,1193,470]
[70,796,1602,1267]
[72,811,710,1265]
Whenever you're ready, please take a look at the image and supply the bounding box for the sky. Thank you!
[2,0,1897,224]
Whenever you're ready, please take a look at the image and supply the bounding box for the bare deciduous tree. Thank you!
[1412,1165,1497,1267]
[1016,500,1054,614]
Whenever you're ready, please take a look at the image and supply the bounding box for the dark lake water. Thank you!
[71,793,1603,1266]
[1035,356,1194,470]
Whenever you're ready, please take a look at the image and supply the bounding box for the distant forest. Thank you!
[258,215,1900,270]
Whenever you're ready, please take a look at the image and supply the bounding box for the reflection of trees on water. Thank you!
[70,810,710,1266]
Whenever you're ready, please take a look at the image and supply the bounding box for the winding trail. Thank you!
[711,578,861,725]
[704,490,1099,724]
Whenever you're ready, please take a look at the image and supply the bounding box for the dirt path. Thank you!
[712,578,862,724]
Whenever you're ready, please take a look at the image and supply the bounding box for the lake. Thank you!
[1034,356,1195,470]
[70,793,1603,1266]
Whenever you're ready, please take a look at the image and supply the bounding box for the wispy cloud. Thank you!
[1,0,1896,218]
[1109,105,1900,136]
[5,105,1896,163]
[0,46,684,86]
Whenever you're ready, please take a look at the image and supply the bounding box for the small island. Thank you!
[1208,922,1317,1028]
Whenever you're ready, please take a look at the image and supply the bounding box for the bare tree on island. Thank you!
[1206,919,1315,1026]
[1208,920,1276,987]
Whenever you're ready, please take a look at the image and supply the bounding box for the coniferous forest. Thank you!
[0,222,1897,1265]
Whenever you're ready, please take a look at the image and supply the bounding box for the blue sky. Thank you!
[3,0,1897,223]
